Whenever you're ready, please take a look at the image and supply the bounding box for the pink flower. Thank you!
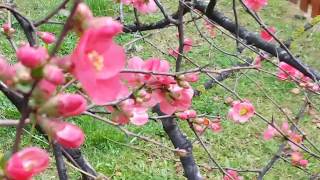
[122,56,146,87]
[143,58,174,86]
[5,147,49,180]
[183,38,193,52]
[260,27,276,42]
[132,0,158,14]
[37,31,56,44]
[288,132,303,151]
[291,151,308,168]
[43,65,65,85]
[223,170,243,180]
[168,38,193,58]
[109,99,149,126]
[88,17,123,36]
[41,119,85,148]
[16,45,48,69]
[158,84,194,115]
[263,124,279,140]
[176,109,197,120]
[299,159,309,168]
[57,94,87,117]
[277,62,302,81]
[244,0,268,12]
[228,100,255,123]
[36,79,57,99]
[210,121,222,133]
[71,19,127,105]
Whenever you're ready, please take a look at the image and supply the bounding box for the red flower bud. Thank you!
[57,94,87,117]
[37,31,56,44]
[5,147,49,180]
[16,45,48,69]
[44,65,65,85]
[40,119,85,148]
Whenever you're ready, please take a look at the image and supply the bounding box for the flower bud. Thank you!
[5,147,49,180]
[16,45,48,69]
[39,119,85,148]
[1,23,15,37]
[72,3,93,33]
[37,31,56,44]
[51,56,73,71]
[40,94,87,117]
[43,65,65,85]
[176,112,189,120]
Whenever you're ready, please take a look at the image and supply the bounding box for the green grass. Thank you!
[1,0,320,179]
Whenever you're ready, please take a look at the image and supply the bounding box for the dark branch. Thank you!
[153,105,202,180]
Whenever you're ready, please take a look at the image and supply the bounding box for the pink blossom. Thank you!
[37,31,56,44]
[244,0,268,12]
[228,100,255,123]
[288,132,303,151]
[110,99,149,126]
[143,58,175,86]
[277,62,302,81]
[223,170,243,180]
[263,124,279,140]
[210,121,222,133]
[51,56,73,71]
[41,119,85,148]
[71,20,127,104]
[43,65,65,85]
[169,38,193,57]
[291,151,308,168]
[260,27,276,42]
[176,109,197,120]
[299,159,309,168]
[57,94,87,117]
[158,84,194,115]
[36,79,57,98]
[88,17,123,36]
[132,0,158,14]
[121,56,146,87]
[16,45,48,69]
[5,147,49,180]
[183,38,193,52]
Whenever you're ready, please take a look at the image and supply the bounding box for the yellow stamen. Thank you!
[239,108,248,116]
[88,51,104,71]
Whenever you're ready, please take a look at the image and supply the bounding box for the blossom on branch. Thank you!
[39,119,85,148]
[228,100,255,123]
[5,147,49,180]
[71,17,127,105]
[37,31,56,44]
[244,0,268,12]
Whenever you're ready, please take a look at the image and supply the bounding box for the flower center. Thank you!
[239,108,248,116]
[88,51,104,71]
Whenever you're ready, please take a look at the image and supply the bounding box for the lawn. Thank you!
[0,0,320,179]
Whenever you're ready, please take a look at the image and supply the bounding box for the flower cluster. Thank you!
[277,62,320,92]
[263,121,308,168]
